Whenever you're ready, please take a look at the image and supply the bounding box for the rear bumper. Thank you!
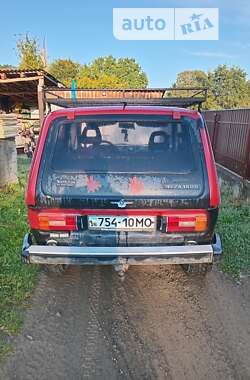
[21,233,222,266]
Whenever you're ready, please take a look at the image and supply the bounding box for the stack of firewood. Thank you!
[0,114,18,139]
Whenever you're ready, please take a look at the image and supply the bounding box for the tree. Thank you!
[49,59,81,87]
[247,81,250,104]
[17,33,44,70]
[0,64,15,70]
[174,66,250,109]
[175,70,209,88]
[77,73,126,88]
[208,65,250,109]
[173,70,213,109]
[77,56,148,88]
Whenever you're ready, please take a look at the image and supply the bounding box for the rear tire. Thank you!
[181,263,213,275]
[43,264,68,275]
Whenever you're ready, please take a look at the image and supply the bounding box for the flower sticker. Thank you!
[86,176,101,193]
[129,176,145,194]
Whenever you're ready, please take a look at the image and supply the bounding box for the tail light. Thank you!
[166,212,208,233]
[29,210,77,231]
[28,209,208,233]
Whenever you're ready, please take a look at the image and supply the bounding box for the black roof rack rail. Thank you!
[44,87,207,110]
[45,97,206,108]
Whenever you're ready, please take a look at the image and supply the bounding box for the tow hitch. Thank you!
[114,259,130,278]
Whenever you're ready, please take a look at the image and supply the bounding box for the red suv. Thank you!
[22,89,222,276]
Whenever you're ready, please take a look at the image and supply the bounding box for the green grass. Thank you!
[0,156,38,360]
[217,190,250,278]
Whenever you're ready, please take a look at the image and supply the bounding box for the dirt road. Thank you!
[0,265,249,380]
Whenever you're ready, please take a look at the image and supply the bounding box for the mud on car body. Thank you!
[22,103,222,276]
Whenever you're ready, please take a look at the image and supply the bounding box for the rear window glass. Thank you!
[41,114,205,197]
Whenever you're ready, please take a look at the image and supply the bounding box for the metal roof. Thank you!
[0,69,65,86]
[0,69,65,109]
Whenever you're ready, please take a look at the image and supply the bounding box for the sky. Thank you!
[0,0,249,87]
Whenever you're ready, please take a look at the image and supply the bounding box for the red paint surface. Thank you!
[129,177,145,194]
[86,176,102,193]
[200,127,220,208]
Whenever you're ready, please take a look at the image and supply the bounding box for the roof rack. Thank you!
[44,87,207,110]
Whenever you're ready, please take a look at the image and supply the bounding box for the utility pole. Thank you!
[41,36,48,70]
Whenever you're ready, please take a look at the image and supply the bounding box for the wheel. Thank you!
[43,264,68,275]
[181,263,213,275]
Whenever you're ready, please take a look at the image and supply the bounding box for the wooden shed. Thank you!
[0,69,65,124]
[0,70,64,186]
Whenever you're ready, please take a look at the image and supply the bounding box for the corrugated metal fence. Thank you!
[203,109,250,180]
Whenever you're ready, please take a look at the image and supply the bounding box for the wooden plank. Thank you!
[38,77,45,126]
[0,91,37,96]
[0,76,42,84]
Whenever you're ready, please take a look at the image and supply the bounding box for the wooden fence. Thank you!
[203,109,250,180]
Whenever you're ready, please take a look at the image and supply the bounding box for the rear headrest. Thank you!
[81,125,102,145]
[148,131,169,150]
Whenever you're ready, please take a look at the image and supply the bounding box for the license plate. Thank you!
[88,216,156,231]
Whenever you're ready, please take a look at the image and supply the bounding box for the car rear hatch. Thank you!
[32,113,214,246]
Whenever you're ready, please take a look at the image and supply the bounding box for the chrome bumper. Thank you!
[22,233,222,266]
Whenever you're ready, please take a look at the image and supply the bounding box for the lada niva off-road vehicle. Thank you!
[22,88,222,276]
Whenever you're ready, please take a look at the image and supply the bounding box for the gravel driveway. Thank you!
[0,265,249,380]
